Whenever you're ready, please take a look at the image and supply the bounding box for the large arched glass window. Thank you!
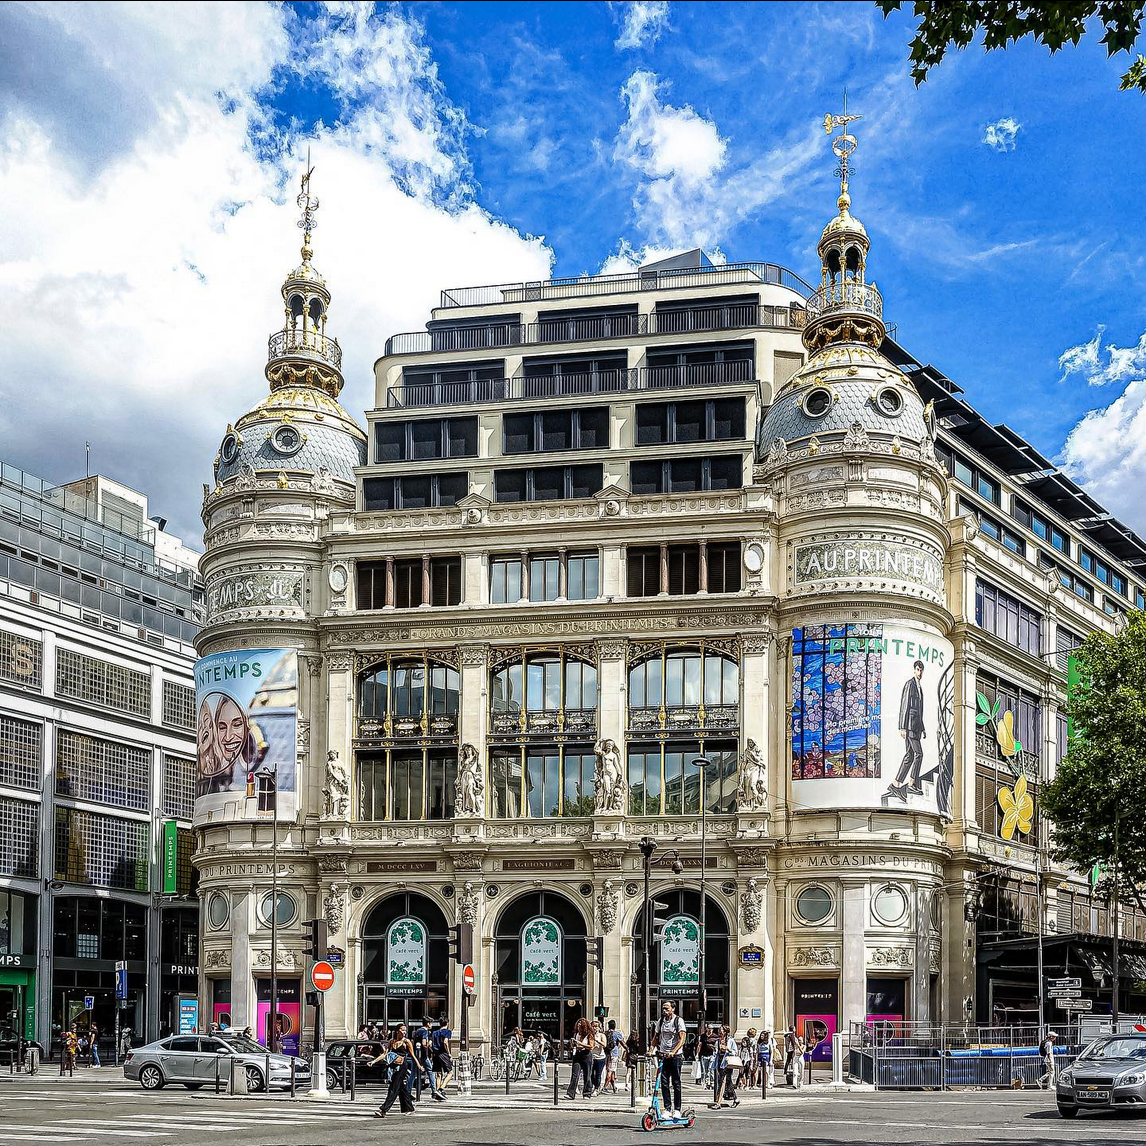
[358,657,460,723]
[628,643,739,725]
[491,655,597,715]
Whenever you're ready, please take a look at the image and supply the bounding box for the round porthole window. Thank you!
[219,431,241,465]
[795,886,833,924]
[271,423,304,456]
[259,890,296,927]
[802,388,833,418]
[873,885,909,926]
[207,893,229,930]
[743,542,765,574]
[875,387,904,416]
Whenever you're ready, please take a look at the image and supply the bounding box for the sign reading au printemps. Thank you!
[794,539,943,594]
[521,916,562,985]
[386,917,426,996]
[206,570,303,618]
[659,915,700,990]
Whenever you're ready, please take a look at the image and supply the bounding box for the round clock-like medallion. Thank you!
[743,542,765,574]
[271,423,304,456]
[219,431,241,465]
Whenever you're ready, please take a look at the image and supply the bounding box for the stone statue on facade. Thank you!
[597,879,618,935]
[736,739,767,811]
[742,877,763,932]
[455,743,484,817]
[458,880,479,926]
[323,883,345,935]
[322,749,349,818]
[593,738,625,814]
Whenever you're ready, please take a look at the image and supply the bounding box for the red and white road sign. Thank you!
[462,963,476,995]
[311,961,336,992]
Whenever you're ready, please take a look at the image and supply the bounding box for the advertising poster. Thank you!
[178,998,199,1034]
[794,978,838,1065]
[256,979,301,1056]
[193,649,298,824]
[790,623,955,816]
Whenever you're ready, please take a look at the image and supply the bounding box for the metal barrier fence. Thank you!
[847,1022,1082,1090]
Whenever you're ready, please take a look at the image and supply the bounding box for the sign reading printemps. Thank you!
[521,916,562,985]
[794,538,943,595]
[386,917,426,997]
[659,915,700,992]
[206,570,303,620]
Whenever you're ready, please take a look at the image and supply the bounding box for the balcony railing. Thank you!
[387,361,755,407]
[384,302,807,356]
[805,280,883,324]
[439,261,815,309]
[268,327,343,370]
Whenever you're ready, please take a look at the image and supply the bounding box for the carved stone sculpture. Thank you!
[736,739,767,812]
[742,877,763,932]
[322,749,349,818]
[593,738,625,815]
[455,744,484,817]
[323,883,345,934]
[597,879,618,935]
[458,880,479,926]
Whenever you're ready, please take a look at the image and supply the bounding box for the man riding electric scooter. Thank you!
[640,1000,696,1131]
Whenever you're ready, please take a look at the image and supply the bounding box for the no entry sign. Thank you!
[311,960,336,992]
[462,963,476,995]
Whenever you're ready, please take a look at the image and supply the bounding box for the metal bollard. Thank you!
[505,1053,510,1097]
[761,1059,768,1101]
[264,1054,271,1095]
[553,1053,559,1107]
[290,1058,296,1098]
[630,1061,636,1108]
[350,1056,356,1102]
[215,1055,222,1094]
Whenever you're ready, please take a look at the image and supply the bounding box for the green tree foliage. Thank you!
[877,2,1146,92]
[1042,611,1146,912]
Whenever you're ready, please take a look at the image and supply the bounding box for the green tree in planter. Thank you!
[1042,611,1146,913]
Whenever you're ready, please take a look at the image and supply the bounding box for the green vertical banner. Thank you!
[162,820,179,894]
[1066,652,1083,746]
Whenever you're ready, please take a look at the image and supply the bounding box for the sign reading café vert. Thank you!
[793,538,943,595]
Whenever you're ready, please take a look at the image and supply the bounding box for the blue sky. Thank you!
[1,1,1144,540]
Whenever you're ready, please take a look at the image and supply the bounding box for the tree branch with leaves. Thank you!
[878,2,1146,91]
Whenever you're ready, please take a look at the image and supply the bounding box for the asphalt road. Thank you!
[3,1070,1146,1144]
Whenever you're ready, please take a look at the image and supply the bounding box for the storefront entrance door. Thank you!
[499,991,582,1045]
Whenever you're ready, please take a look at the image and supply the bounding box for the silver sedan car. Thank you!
[1057,1032,1146,1117]
[124,1033,310,1092]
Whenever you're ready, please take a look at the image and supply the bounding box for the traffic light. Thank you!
[585,937,603,968]
[303,918,328,961]
[448,922,473,965]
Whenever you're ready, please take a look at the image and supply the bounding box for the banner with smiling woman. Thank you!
[193,648,298,824]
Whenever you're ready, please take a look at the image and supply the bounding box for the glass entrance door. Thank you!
[499,990,582,1044]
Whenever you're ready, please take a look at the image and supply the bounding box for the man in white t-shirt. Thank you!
[654,1001,686,1118]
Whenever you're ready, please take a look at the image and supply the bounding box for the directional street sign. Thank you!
[84,996,94,1011]
[1047,988,1082,999]
[1056,998,1093,1011]
[1048,977,1082,990]
[311,961,336,993]
[462,963,476,996]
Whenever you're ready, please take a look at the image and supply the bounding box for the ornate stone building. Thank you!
[194,130,1146,1059]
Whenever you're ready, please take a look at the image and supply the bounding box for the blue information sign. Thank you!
[84,995,95,1010]
[115,967,128,1001]
[178,998,199,1035]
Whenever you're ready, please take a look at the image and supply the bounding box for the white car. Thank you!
[123,1033,310,1092]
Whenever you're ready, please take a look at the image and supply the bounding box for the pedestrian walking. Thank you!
[784,1025,804,1087]
[535,1030,549,1081]
[119,1027,132,1060]
[653,1001,687,1119]
[89,1023,101,1067]
[710,1026,741,1108]
[372,1023,418,1118]
[1038,1031,1058,1089]
[604,1020,624,1093]
[589,1020,607,1095]
[564,1018,594,1100]
[431,1021,453,1091]
[757,1029,776,1089]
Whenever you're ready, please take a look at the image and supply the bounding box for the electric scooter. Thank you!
[639,1054,696,1132]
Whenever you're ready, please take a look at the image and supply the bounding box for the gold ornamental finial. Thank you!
[297,148,319,264]
[823,94,862,211]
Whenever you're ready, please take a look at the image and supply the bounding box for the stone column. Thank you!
[603,544,624,599]
[697,540,708,594]
[659,543,669,595]
[326,654,354,819]
[459,647,489,824]
[597,642,627,758]
[839,877,867,1033]
[384,557,394,608]
[519,550,530,601]
[421,553,431,605]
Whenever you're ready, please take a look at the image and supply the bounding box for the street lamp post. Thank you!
[259,765,280,1054]
[639,837,656,1056]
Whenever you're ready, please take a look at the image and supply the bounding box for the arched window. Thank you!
[627,644,739,720]
[359,658,460,722]
[491,654,597,715]
[289,293,305,320]
[632,888,731,1031]
[845,246,861,276]
[361,893,450,1031]
[308,297,324,325]
[494,891,587,1043]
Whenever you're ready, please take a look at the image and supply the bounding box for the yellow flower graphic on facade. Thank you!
[997,774,1033,840]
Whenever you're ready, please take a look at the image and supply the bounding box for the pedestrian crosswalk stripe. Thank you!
[0,1125,100,1138]
[47,1121,172,1137]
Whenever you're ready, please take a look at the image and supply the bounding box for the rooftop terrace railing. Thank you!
[386,359,756,408]
[438,261,815,310]
[384,301,807,355]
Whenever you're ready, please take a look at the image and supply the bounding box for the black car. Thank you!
[324,1040,390,1089]
[1057,1033,1146,1117]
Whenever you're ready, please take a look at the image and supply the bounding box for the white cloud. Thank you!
[613,69,823,250]
[0,2,552,541]
[614,1,670,50]
[982,116,1021,152]
[1062,377,1146,533]
[1059,327,1146,386]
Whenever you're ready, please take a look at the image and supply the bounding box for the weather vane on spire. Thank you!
[822,94,862,199]
[297,148,319,262]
